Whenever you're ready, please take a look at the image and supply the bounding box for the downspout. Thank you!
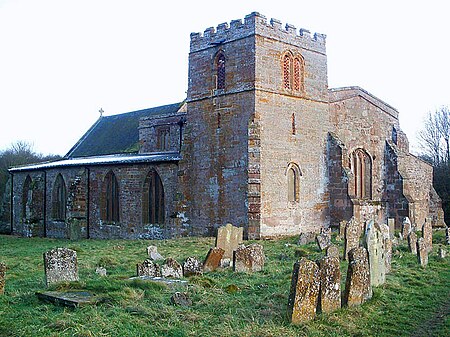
[9,172,13,234]
[86,167,90,239]
[43,171,47,237]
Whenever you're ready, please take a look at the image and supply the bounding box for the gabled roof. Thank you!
[329,86,399,120]
[65,102,184,158]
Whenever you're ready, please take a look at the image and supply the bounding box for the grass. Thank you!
[0,231,448,337]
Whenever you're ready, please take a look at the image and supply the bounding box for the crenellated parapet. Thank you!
[190,12,326,54]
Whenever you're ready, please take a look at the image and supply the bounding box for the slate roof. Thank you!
[9,152,182,172]
[65,102,184,158]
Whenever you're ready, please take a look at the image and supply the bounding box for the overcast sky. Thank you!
[0,0,448,156]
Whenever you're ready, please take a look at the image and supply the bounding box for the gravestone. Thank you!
[203,247,224,273]
[170,292,192,306]
[183,257,203,276]
[95,267,107,277]
[408,232,418,255]
[337,220,346,241]
[318,256,341,313]
[36,291,96,307]
[161,258,183,278]
[384,238,392,274]
[215,223,243,264]
[402,217,412,239]
[43,248,79,286]
[297,232,316,245]
[316,227,332,251]
[344,217,362,260]
[379,223,390,241]
[446,226,450,245]
[326,244,340,259]
[287,258,320,324]
[136,259,160,277]
[147,246,164,261]
[343,247,372,307]
[0,263,5,295]
[365,222,386,287]
[422,218,433,253]
[388,218,395,239]
[438,246,446,259]
[417,238,428,267]
[233,244,265,273]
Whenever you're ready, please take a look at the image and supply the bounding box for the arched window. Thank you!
[143,170,165,224]
[216,52,226,90]
[350,149,372,199]
[287,163,301,202]
[22,175,32,218]
[283,54,292,90]
[293,56,303,91]
[52,174,67,221]
[103,171,119,222]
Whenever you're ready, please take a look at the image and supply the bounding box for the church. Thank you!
[9,12,445,240]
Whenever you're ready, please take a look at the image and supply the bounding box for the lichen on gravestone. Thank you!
[183,257,203,276]
[343,247,372,307]
[136,259,160,277]
[215,223,243,262]
[417,238,428,267]
[344,217,362,260]
[160,258,183,278]
[422,218,433,253]
[408,232,418,255]
[365,222,386,287]
[43,248,79,287]
[146,245,164,261]
[0,262,6,295]
[203,247,225,273]
[233,243,265,273]
[318,256,341,313]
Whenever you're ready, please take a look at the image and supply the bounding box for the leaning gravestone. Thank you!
[215,223,243,265]
[417,238,428,267]
[388,218,395,239]
[343,247,372,307]
[183,257,203,276]
[365,222,386,287]
[203,247,225,273]
[422,218,433,253]
[147,246,164,261]
[233,244,265,273]
[408,232,418,255]
[326,244,340,259]
[0,263,6,294]
[318,256,341,313]
[344,217,362,260]
[137,259,160,277]
[379,224,392,273]
[402,217,412,239]
[161,258,183,278]
[316,227,332,251]
[287,258,320,324]
[43,248,79,286]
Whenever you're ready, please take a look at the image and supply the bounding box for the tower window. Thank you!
[216,52,226,90]
[282,52,304,93]
[287,163,301,202]
[283,54,291,90]
[157,127,170,151]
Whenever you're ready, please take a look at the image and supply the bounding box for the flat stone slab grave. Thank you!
[129,276,188,288]
[36,291,97,308]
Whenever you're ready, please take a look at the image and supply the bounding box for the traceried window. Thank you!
[350,149,372,199]
[52,174,67,221]
[103,171,119,222]
[282,52,304,93]
[142,170,165,224]
[283,54,291,89]
[287,163,301,202]
[216,52,226,90]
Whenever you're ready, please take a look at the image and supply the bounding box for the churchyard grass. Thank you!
[0,231,448,337]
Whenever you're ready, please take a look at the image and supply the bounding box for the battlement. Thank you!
[190,12,326,54]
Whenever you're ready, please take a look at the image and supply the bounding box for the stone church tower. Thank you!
[182,12,331,238]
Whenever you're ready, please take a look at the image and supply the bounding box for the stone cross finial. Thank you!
[99,108,104,116]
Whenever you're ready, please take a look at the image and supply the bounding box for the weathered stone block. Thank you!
[203,247,224,273]
[318,256,341,313]
[43,248,79,286]
[136,259,160,277]
[161,258,183,278]
[417,238,428,267]
[287,258,320,324]
[233,244,265,273]
[343,247,372,307]
[408,232,418,255]
[183,257,203,276]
